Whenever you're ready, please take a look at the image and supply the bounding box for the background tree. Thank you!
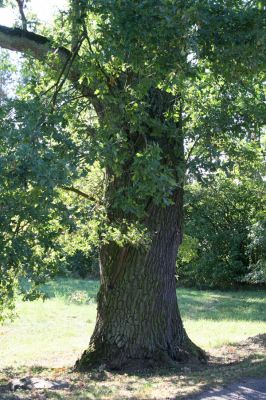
[0,0,265,369]
[177,172,265,288]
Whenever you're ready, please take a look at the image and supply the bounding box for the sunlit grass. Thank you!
[177,288,266,349]
[0,278,265,369]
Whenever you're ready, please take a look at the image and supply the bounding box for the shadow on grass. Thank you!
[0,335,265,400]
[177,286,266,322]
[178,292,266,322]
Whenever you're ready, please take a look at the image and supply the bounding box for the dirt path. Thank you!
[188,377,266,400]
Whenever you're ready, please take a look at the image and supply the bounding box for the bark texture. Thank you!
[76,189,206,370]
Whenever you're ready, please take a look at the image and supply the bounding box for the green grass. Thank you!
[0,278,265,399]
[178,288,266,349]
[0,279,265,369]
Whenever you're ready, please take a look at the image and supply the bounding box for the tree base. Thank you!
[75,337,207,372]
[74,196,208,373]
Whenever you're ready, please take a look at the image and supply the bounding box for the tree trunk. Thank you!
[76,188,206,370]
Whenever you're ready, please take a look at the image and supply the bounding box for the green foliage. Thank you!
[0,59,84,319]
[177,172,265,288]
[64,250,99,279]
[243,219,266,284]
[196,1,265,77]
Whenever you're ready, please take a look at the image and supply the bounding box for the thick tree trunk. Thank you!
[76,189,206,370]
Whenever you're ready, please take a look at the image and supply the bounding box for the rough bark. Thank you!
[76,189,206,371]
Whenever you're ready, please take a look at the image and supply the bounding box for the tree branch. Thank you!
[16,0,27,31]
[50,34,85,108]
[185,136,201,163]
[61,185,95,201]
[0,24,103,113]
[0,24,51,57]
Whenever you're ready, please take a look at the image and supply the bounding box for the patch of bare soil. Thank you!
[209,334,266,366]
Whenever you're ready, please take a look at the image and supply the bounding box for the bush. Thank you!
[242,219,266,284]
[177,177,265,289]
[64,249,99,279]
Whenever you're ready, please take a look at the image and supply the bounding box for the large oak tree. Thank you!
[0,0,264,369]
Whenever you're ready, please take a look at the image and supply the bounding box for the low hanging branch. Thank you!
[0,25,52,58]
[0,24,103,113]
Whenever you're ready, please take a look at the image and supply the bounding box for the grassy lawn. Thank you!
[0,278,265,399]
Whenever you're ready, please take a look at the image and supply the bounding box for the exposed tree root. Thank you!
[75,337,207,372]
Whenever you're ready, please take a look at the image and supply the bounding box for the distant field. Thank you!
[0,278,265,369]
